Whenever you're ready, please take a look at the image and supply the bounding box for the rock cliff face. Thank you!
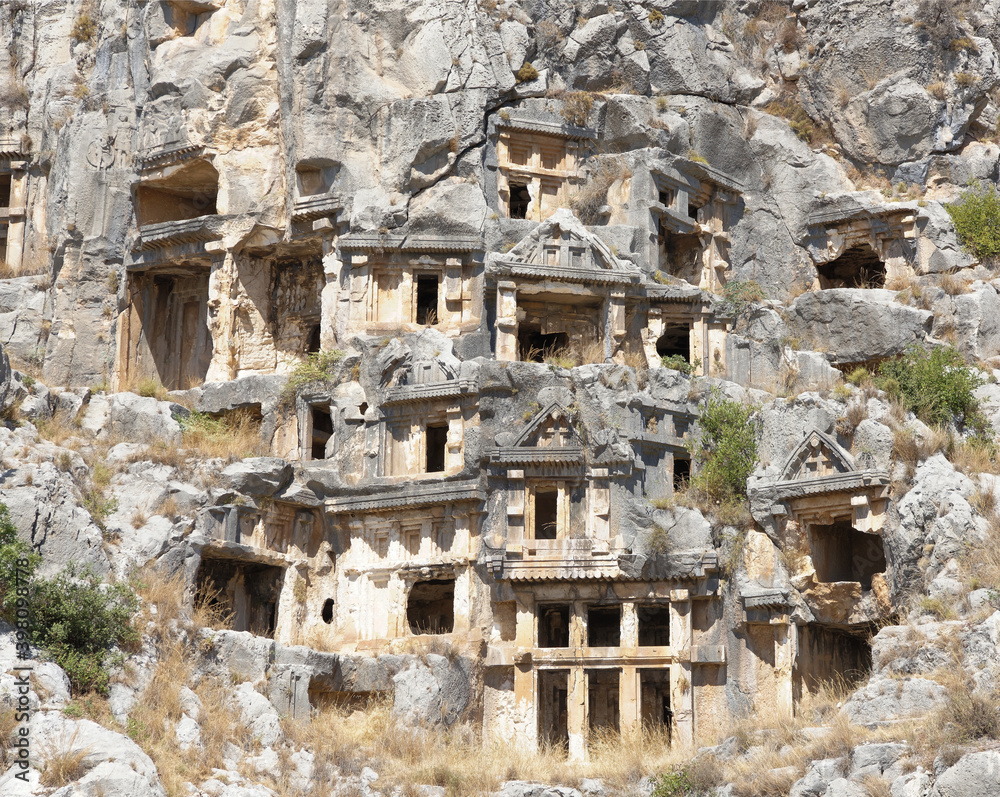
[2,0,1000,795]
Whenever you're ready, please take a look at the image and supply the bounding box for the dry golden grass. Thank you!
[949,439,1000,476]
[938,272,970,296]
[542,338,607,368]
[39,730,90,787]
[0,706,17,769]
[33,412,82,447]
[860,774,893,797]
[277,700,695,796]
[179,408,266,461]
[118,373,170,400]
[961,505,1000,591]
[836,399,868,438]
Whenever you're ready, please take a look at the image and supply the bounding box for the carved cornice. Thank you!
[325,481,485,514]
[135,215,226,251]
[382,378,479,406]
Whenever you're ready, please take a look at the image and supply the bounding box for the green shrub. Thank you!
[945,181,1000,261]
[718,279,766,320]
[28,566,140,694]
[690,391,760,501]
[282,349,345,401]
[0,503,39,622]
[876,344,985,429]
[660,354,701,375]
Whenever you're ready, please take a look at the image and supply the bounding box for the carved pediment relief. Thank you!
[491,209,638,284]
[513,403,583,449]
[780,430,854,482]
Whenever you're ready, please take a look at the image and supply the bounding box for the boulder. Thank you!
[108,393,186,445]
[233,682,283,747]
[28,712,167,797]
[392,654,474,727]
[789,759,846,797]
[221,458,293,497]
[784,289,932,365]
[841,677,948,725]
[932,751,1000,797]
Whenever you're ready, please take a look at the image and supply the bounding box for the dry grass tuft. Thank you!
[0,706,17,768]
[938,272,970,296]
[961,505,1000,591]
[179,408,266,462]
[836,399,868,438]
[39,730,90,787]
[860,774,893,797]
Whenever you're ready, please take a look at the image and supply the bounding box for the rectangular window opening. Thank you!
[539,604,570,648]
[310,404,333,460]
[0,174,11,208]
[534,487,558,540]
[416,274,439,326]
[587,605,621,647]
[638,604,671,647]
[407,578,455,635]
[425,423,448,473]
[538,670,569,750]
[640,668,672,738]
[587,669,620,734]
[195,557,284,638]
[672,458,690,492]
[509,183,530,219]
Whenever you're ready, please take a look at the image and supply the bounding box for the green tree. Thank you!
[690,391,760,501]
[945,181,1000,261]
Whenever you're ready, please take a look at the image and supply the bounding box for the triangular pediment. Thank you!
[494,209,637,283]
[513,402,583,449]
[780,430,854,482]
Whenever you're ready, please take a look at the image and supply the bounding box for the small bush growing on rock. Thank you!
[718,279,766,321]
[282,348,346,401]
[560,91,593,126]
[876,344,986,429]
[660,354,700,375]
[764,97,816,143]
[0,502,39,621]
[648,8,665,27]
[28,565,140,694]
[690,391,760,502]
[71,12,97,43]
[515,61,538,83]
[946,181,1000,261]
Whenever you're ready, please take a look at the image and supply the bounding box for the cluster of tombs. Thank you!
[119,109,909,756]
[189,388,893,757]
[113,109,927,393]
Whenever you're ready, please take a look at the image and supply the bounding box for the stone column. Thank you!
[775,619,794,717]
[606,290,626,362]
[620,665,640,732]
[513,594,536,745]
[567,667,587,761]
[319,226,343,347]
[670,589,694,746]
[496,280,518,361]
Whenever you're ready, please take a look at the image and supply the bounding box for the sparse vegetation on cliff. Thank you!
[946,182,1000,262]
